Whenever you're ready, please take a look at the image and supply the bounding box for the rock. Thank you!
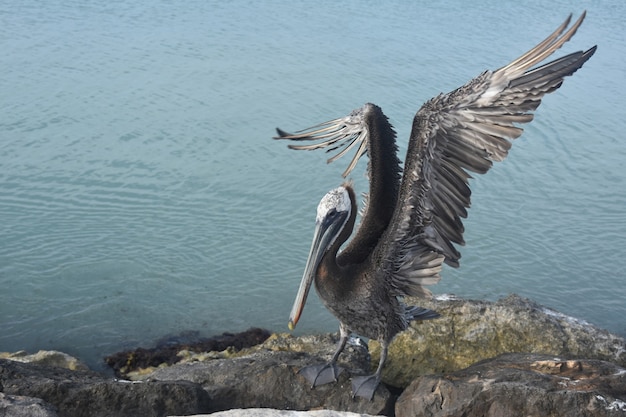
[9,295,622,416]
[114,331,367,381]
[105,327,271,378]
[0,359,211,417]
[170,409,381,417]
[369,294,626,388]
[250,333,371,367]
[0,392,58,417]
[149,334,393,416]
[0,350,89,371]
[395,353,626,417]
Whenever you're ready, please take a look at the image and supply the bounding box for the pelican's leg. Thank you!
[298,323,348,387]
[351,339,388,400]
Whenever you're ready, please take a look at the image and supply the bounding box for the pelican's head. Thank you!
[288,186,352,331]
[316,185,351,224]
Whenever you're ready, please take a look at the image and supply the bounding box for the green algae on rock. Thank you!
[369,294,626,388]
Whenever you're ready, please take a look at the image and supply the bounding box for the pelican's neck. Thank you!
[339,104,402,265]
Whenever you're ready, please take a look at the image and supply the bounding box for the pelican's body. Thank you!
[276,13,596,399]
[308,186,428,342]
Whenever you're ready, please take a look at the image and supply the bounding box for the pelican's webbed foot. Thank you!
[299,363,344,387]
[351,374,380,400]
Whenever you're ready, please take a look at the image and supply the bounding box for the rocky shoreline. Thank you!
[2,294,625,417]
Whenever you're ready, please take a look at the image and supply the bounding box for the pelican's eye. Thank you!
[322,208,342,228]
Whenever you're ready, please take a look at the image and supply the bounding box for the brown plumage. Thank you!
[275,12,596,399]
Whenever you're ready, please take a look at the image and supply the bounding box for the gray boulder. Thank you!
[0,392,58,417]
[171,410,381,417]
[0,359,211,417]
[150,338,393,416]
[369,294,626,388]
[395,353,626,417]
[0,350,88,371]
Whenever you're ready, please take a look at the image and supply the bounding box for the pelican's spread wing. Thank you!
[274,107,371,178]
[275,104,403,265]
[377,12,596,298]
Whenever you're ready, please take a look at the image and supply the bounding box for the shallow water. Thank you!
[1,0,625,370]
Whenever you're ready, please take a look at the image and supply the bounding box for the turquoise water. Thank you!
[1,1,625,371]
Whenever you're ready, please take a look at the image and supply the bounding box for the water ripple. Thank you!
[1,0,625,370]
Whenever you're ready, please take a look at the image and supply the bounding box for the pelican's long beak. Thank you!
[288,220,327,331]
[288,209,347,331]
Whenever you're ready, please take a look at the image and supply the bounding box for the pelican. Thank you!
[274,13,595,400]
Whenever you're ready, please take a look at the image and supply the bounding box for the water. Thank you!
[1,0,625,371]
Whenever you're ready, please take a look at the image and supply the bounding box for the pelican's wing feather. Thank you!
[276,104,403,266]
[274,109,371,178]
[376,12,596,298]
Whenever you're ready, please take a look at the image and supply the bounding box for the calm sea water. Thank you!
[1,0,625,371]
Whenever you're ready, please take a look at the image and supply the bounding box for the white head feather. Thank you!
[316,186,350,223]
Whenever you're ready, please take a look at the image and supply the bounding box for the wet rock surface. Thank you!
[395,353,626,417]
[0,350,89,372]
[370,294,626,388]
[104,327,271,378]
